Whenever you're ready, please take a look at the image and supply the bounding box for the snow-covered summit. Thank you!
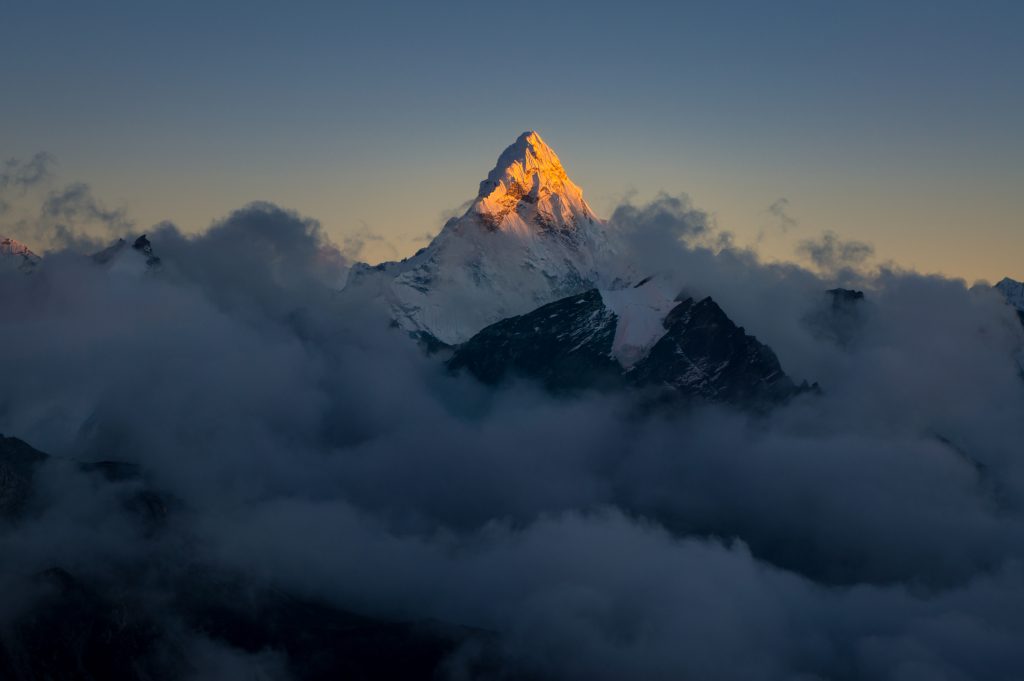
[0,237,40,272]
[345,131,625,345]
[474,131,598,233]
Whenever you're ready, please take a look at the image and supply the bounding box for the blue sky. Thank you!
[2,0,1022,280]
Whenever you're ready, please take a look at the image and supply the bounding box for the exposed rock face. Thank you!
[0,435,47,518]
[447,289,622,391]
[449,287,805,406]
[92,234,162,268]
[627,297,799,404]
[132,234,161,267]
[996,277,1024,326]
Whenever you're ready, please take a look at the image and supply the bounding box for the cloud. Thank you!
[0,152,55,193]
[1,174,134,252]
[439,198,475,224]
[0,152,55,235]
[797,230,875,274]
[340,225,397,262]
[1,191,1024,679]
[609,192,713,249]
[766,197,798,233]
[41,182,133,235]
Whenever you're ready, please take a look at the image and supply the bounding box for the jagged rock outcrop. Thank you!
[449,286,807,406]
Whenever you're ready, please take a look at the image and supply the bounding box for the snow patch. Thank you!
[600,280,678,368]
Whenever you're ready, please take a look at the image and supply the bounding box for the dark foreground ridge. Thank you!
[0,435,506,681]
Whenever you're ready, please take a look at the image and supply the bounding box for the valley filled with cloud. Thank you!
[3,136,1024,680]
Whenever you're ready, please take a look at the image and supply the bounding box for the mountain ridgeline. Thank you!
[448,285,806,405]
[6,132,1023,410]
[339,130,813,406]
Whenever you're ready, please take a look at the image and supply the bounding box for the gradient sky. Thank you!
[2,0,1022,282]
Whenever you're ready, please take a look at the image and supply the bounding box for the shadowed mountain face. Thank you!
[0,566,488,681]
[996,277,1024,326]
[447,289,623,391]
[0,436,48,519]
[802,287,867,348]
[449,288,803,405]
[0,436,496,681]
[1,434,170,534]
[0,568,171,681]
[628,297,799,404]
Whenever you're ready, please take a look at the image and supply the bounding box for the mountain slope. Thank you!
[0,237,40,273]
[449,283,804,404]
[996,277,1024,325]
[92,233,161,266]
[446,289,622,390]
[344,131,623,345]
[0,435,48,518]
[627,297,799,404]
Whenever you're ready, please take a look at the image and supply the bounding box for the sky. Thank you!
[4,5,1024,675]
[2,0,1022,282]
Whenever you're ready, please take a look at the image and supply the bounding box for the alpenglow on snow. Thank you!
[342,131,625,346]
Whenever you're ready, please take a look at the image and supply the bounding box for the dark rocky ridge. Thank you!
[627,296,801,404]
[0,565,495,681]
[447,289,622,391]
[0,435,48,518]
[449,288,808,406]
[804,287,867,348]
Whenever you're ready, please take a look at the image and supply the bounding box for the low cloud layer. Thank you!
[2,185,1024,679]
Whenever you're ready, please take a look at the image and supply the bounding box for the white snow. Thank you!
[0,237,40,272]
[600,278,678,368]
[343,131,627,345]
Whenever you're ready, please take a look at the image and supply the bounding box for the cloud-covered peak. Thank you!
[995,276,1024,312]
[0,236,37,258]
[0,236,40,272]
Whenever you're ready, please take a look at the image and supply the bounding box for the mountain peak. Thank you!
[995,277,1024,312]
[472,131,597,231]
[1,237,37,258]
[1,236,41,271]
[479,131,561,193]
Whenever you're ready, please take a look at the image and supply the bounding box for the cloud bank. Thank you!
[2,183,1024,679]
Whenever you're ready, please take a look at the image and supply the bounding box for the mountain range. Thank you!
[3,133,1024,681]
[3,132,1023,405]
[338,131,815,404]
